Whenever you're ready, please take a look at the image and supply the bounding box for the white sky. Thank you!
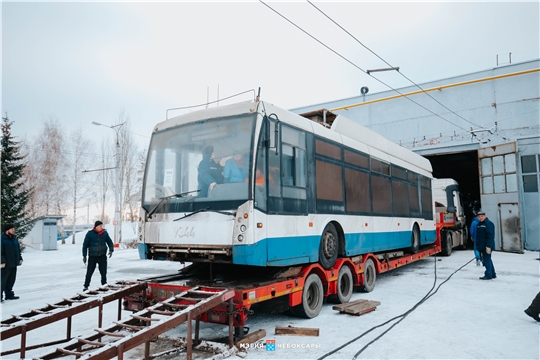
[2,1,539,151]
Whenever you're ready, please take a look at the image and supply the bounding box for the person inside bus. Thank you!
[224,153,248,183]
[198,146,224,197]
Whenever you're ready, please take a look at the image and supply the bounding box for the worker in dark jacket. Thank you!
[475,211,497,280]
[197,146,224,197]
[82,221,114,291]
[1,223,23,301]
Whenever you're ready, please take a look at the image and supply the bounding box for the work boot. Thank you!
[83,286,88,291]
[524,308,540,322]
[479,276,492,280]
[6,295,20,300]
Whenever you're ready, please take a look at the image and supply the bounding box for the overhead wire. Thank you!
[307,0,481,130]
[259,1,474,134]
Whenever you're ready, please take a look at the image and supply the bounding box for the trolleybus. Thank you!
[138,99,436,269]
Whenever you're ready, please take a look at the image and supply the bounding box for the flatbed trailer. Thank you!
[125,223,443,331]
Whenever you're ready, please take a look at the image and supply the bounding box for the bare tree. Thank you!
[67,128,96,244]
[124,149,146,223]
[25,117,67,216]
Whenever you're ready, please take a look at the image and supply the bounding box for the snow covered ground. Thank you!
[1,232,539,359]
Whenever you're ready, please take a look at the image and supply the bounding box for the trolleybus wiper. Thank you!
[147,190,200,219]
[174,207,235,221]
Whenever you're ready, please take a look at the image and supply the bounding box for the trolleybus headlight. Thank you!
[238,234,244,242]
[240,225,246,232]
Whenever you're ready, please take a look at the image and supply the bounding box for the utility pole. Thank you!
[92,121,125,247]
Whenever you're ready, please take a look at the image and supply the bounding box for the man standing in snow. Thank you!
[1,224,23,302]
[475,211,497,280]
[82,221,114,291]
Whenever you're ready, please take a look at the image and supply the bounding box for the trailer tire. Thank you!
[407,225,420,254]
[360,258,377,293]
[294,274,324,318]
[441,231,452,256]
[329,265,353,304]
[319,223,339,270]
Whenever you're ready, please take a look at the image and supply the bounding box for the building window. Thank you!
[521,154,539,193]
[480,154,518,194]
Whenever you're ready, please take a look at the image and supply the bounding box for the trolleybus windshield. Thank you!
[142,113,257,214]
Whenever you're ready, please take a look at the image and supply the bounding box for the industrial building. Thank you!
[292,59,540,252]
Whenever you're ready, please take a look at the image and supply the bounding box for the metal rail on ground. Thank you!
[1,282,147,358]
[35,287,235,360]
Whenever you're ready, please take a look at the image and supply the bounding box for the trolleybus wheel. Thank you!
[360,258,376,293]
[441,231,452,256]
[294,274,324,318]
[407,225,420,254]
[319,223,339,270]
[329,265,353,304]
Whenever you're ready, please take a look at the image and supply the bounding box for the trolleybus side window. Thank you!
[420,175,433,220]
[281,125,307,200]
[268,120,282,198]
[371,157,392,215]
[344,149,371,214]
[408,173,420,217]
[254,121,268,211]
[391,164,410,217]
[315,138,345,213]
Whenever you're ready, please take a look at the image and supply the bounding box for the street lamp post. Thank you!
[92,121,125,247]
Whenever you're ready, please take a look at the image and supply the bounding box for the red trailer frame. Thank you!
[125,224,443,328]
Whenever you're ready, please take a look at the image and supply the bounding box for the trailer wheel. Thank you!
[319,223,339,270]
[329,265,353,304]
[440,231,452,256]
[294,274,324,318]
[407,225,420,254]
[360,258,377,293]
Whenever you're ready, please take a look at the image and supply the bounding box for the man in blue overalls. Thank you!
[475,211,497,280]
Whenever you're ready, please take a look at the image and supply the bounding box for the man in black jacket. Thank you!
[1,223,23,301]
[82,221,114,291]
[197,146,224,197]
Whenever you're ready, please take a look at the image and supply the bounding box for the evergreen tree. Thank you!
[1,114,34,239]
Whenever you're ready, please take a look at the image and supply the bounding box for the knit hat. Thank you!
[203,146,214,158]
[94,220,103,228]
[3,223,15,233]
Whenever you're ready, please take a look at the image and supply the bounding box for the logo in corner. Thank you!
[266,339,276,351]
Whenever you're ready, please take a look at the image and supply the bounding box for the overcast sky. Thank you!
[3,1,539,150]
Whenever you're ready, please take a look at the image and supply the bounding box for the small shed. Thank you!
[23,215,65,251]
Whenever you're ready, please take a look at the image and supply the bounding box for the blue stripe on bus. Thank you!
[233,230,437,267]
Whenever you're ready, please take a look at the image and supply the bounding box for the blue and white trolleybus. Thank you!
[138,99,436,269]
